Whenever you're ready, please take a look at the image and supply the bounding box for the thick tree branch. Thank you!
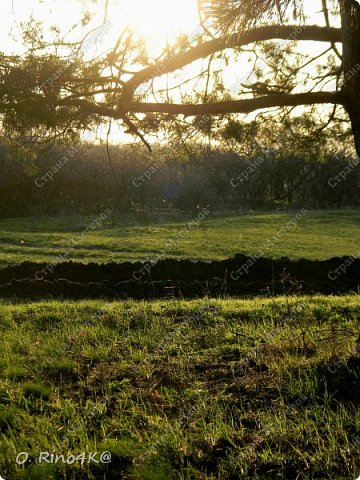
[122,25,342,101]
[126,92,342,115]
[62,91,342,118]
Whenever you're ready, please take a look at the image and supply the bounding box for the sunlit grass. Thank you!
[0,210,358,265]
[0,295,360,478]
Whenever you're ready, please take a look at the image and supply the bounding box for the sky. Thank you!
[0,0,332,55]
[0,0,199,55]
[0,0,340,143]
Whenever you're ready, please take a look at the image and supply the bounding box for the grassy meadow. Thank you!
[0,210,359,265]
[1,296,360,479]
[0,209,359,479]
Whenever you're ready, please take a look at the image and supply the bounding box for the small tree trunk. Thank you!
[341,0,360,157]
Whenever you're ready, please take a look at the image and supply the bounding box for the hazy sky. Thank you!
[0,0,332,55]
[1,0,198,55]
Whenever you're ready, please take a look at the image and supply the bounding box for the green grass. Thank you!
[1,296,360,478]
[0,210,359,265]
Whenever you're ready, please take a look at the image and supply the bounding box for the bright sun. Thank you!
[122,0,198,42]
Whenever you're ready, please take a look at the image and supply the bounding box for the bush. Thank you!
[0,141,358,217]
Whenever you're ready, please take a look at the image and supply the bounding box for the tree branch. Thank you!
[61,91,342,118]
[122,25,342,101]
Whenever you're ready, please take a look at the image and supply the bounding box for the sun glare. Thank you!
[121,0,198,43]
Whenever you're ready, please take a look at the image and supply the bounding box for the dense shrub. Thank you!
[0,142,358,217]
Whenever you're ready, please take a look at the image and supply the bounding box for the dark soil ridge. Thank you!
[0,254,358,298]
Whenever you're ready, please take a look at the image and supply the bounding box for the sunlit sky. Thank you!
[0,0,339,143]
[0,0,329,55]
[1,0,199,55]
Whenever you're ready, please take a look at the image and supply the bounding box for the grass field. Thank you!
[1,295,360,479]
[0,210,359,265]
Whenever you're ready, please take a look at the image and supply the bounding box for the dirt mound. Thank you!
[0,254,358,298]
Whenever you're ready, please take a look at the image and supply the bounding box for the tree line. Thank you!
[0,142,358,217]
